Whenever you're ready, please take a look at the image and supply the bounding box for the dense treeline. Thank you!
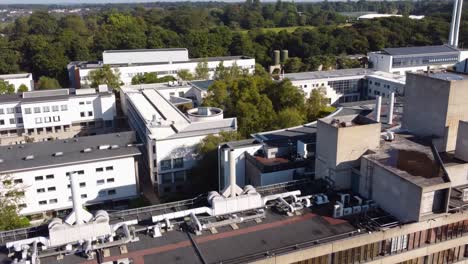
[0,0,466,86]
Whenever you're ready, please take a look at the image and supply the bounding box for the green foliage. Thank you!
[37,76,61,90]
[195,60,210,80]
[275,108,306,129]
[305,87,329,121]
[89,65,121,90]
[131,72,176,85]
[17,84,28,93]
[0,81,15,95]
[0,174,30,231]
[177,69,194,81]
[283,57,305,73]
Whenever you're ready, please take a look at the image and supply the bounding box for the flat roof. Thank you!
[283,68,373,81]
[0,132,140,173]
[364,134,449,188]
[103,48,188,53]
[189,80,214,91]
[427,72,468,81]
[382,45,459,56]
[34,200,359,264]
[0,73,31,79]
[0,88,113,104]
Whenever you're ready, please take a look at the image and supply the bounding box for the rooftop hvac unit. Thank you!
[333,202,343,218]
[24,155,34,160]
[54,152,64,157]
[98,145,110,150]
[343,207,353,216]
[82,148,92,153]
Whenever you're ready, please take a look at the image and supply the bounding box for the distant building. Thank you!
[67,48,255,88]
[0,73,34,92]
[368,45,468,75]
[0,132,141,218]
[0,87,117,146]
[120,84,237,195]
[357,14,425,20]
[283,68,405,104]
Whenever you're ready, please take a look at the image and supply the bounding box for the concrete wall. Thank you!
[360,157,422,223]
[455,121,468,162]
[446,81,468,151]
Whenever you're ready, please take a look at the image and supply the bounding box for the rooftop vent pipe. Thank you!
[375,96,382,123]
[222,149,243,198]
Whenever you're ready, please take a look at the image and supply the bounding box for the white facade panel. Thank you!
[0,73,34,92]
[103,49,189,65]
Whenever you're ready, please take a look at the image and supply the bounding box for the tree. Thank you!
[37,76,61,90]
[195,60,210,80]
[283,57,305,73]
[131,72,159,84]
[177,69,194,81]
[0,37,20,74]
[190,131,241,194]
[305,87,329,121]
[17,84,29,93]
[0,174,30,231]
[265,79,305,112]
[89,65,121,90]
[275,108,306,129]
[0,81,15,95]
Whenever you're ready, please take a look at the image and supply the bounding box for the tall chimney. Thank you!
[222,149,243,198]
[69,172,83,225]
[387,92,395,125]
[375,96,382,123]
[449,0,463,47]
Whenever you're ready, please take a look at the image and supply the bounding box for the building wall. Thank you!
[76,58,256,87]
[366,75,405,97]
[369,53,393,73]
[0,74,34,92]
[455,121,468,163]
[3,156,138,216]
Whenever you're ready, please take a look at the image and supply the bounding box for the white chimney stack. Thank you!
[222,149,243,198]
[65,172,93,225]
[387,92,395,125]
[375,96,382,123]
[449,0,463,47]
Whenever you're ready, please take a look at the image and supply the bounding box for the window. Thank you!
[39,200,47,205]
[105,166,113,171]
[80,112,85,117]
[43,106,50,112]
[81,194,87,198]
[96,179,105,185]
[37,188,45,193]
[86,101,91,104]
[174,171,185,182]
[52,105,59,112]
[107,189,116,195]
[96,167,104,172]
[18,204,26,209]
[61,105,68,111]
[88,111,93,117]
[79,102,85,105]
[173,158,184,169]
[9,118,16,124]
[35,117,42,124]
[161,173,172,184]
[107,178,115,183]
[98,191,106,197]
[160,160,171,171]
[46,174,54,179]
[0,120,4,125]
[169,92,175,96]
[48,187,56,191]
[34,107,41,113]
[0,109,4,115]
[79,182,86,187]
[7,108,14,114]
[35,176,43,181]
[178,91,184,97]
[49,199,58,204]
[44,117,51,123]
[53,116,60,122]
[77,170,84,175]
[17,117,23,124]
[15,107,21,113]
[13,179,23,184]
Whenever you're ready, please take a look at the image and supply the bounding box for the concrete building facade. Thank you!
[0,88,117,146]
[67,48,255,88]
[0,73,34,92]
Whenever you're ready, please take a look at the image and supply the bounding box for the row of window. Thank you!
[37,186,56,193]
[37,189,117,206]
[160,158,184,171]
[96,178,115,185]
[35,174,55,181]
[79,101,92,105]
[25,105,68,114]
[96,166,114,172]
[161,170,186,184]
[80,111,93,118]
[35,116,61,124]
[0,117,23,126]
[0,107,21,115]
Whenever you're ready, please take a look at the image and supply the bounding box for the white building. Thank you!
[0,132,141,217]
[120,84,237,195]
[0,73,34,92]
[368,45,468,75]
[283,68,405,104]
[0,88,117,145]
[68,48,256,88]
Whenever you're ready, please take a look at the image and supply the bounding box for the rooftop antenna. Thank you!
[449,0,463,48]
